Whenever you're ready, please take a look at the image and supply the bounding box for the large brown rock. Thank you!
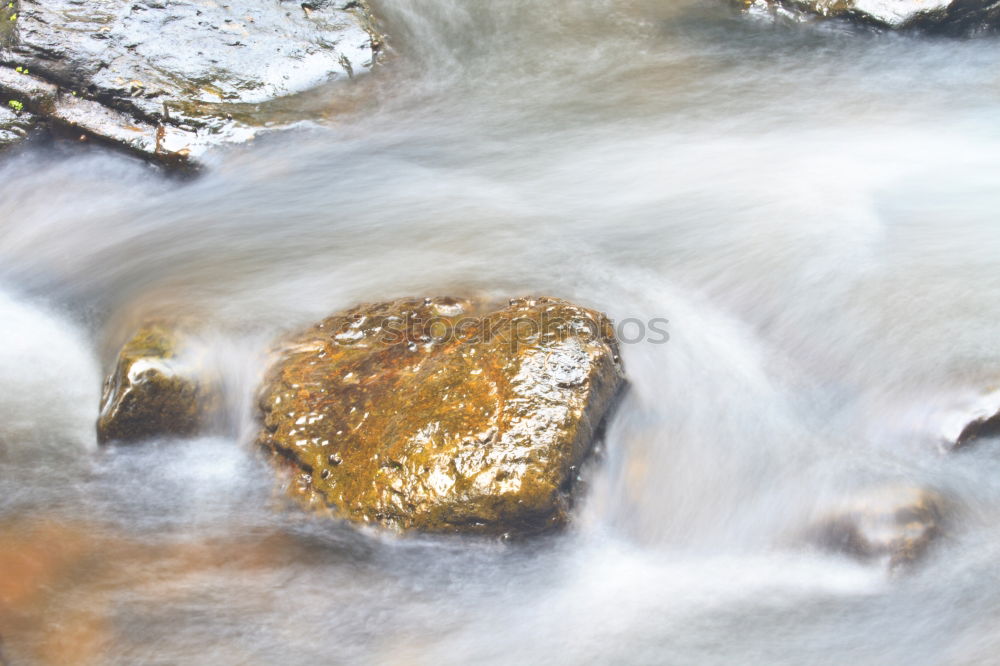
[258,296,625,535]
[97,323,220,444]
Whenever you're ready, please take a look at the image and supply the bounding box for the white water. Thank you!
[2,0,1000,663]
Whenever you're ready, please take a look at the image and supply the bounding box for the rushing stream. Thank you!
[3,0,1000,663]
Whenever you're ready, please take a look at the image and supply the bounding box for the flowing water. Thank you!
[3,0,1000,663]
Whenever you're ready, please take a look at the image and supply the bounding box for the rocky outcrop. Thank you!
[0,66,197,165]
[0,0,383,166]
[258,297,625,535]
[808,485,944,568]
[740,0,1000,33]
[97,323,220,444]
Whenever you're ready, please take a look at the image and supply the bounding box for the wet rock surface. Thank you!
[740,0,1000,33]
[0,103,35,149]
[0,66,196,164]
[0,0,382,165]
[258,296,625,535]
[809,485,944,568]
[97,322,220,444]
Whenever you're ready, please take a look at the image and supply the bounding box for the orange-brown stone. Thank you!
[258,296,624,535]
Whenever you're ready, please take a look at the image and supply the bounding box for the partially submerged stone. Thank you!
[258,297,625,535]
[0,0,383,166]
[940,388,1000,449]
[809,485,944,568]
[739,0,1000,33]
[97,323,220,444]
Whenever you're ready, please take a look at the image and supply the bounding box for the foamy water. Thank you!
[2,1,1000,663]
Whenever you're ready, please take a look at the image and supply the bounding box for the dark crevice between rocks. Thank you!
[0,122,182,180]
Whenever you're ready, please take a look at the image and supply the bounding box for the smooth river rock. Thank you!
[97,322,220,444]
[0,0,382,165]
[258,296,625,535]
[740,0,1000,33]
[809,485,944,569]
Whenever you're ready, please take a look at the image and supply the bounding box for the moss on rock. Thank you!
[97,322,220,444]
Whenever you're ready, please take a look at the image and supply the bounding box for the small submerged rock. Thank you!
[257,296,625,535]
[738,0,1000,33]
[0,0,384,165]
[97,322,221,444]
[808,485,945,569]
[941,388,1000,450]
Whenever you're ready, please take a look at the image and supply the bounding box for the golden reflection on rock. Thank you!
[258,296,625,535]
[0,517,340,663]
[0,519,110,666]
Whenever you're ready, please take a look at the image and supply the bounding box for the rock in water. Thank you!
[258,297,625,535]
[941,388,1000,449]
[97,323,220,444]
[740,0,1000,33]
[809,485,944,569]
[0,0,382,164]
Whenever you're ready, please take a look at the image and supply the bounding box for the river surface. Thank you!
[3,1,1000,663]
